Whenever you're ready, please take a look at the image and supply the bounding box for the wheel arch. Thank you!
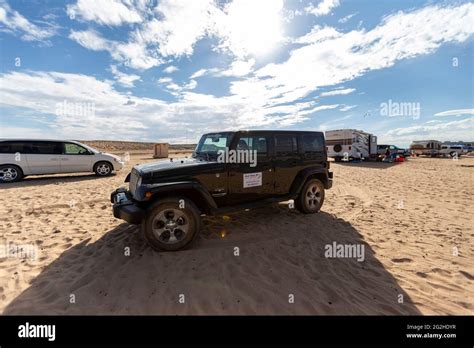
[145,182,217,215]
[290,168,330,194]
[93,160,113,172]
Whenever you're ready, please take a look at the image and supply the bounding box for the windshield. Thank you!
[193,133,233,159]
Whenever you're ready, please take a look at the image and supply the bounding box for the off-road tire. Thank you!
[295,178,325,214]
[142,197,201,251]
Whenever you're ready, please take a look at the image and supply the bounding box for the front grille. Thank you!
[129,169,139,197]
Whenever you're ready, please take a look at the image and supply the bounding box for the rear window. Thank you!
[275,135,298,155]
[0,141,30,153]
[302,134,324,153]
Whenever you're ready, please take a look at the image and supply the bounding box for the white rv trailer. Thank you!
[409,140,442,157]
[325,129,378,162]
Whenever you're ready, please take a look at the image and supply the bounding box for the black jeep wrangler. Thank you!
[111,130,333,251]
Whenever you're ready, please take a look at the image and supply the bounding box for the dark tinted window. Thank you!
[237,136,268,155]
[275,135,298,155]
[302,134,324,153]
[0,141,30,153]
[29,142,62,154]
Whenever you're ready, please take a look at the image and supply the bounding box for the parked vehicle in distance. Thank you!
[377,144,410,157]
[325,129,378,162]
[409,140,442,157]
[0,139,124,183]
[111,130,333,252]
[439,144,466,157]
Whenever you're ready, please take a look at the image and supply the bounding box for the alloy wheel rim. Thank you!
[305,183,321,209]
[97,164,110,175]
[1,167,18,181]
[152,209,189,244]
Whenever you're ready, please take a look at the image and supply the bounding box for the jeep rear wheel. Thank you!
[143,197,201,251]
[296,178,325,214]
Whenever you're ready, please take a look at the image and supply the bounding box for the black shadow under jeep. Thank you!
[111,130,333,251]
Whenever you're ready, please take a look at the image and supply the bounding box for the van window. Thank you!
[64,143,90,155]
[29,142,62,155]
[275,135,298,155]
[0,141,30,153]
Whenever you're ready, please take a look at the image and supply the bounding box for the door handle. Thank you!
[50,158,58,161]
[61,158,69,161]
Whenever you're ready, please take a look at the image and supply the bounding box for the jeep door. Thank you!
[272,134,302,195]
[227,134,274,204]
[24,141,62,174]
[59,142,94,173]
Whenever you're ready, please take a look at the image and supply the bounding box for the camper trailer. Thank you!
[409,140,442,157]
[325,129,378,162]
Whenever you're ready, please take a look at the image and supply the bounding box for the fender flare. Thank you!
[290,167,330,194]
[136,181,218,210]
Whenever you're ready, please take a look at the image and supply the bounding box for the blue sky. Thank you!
[0,0,473,147]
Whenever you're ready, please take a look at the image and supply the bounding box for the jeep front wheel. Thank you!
[143,197,201,251]
[296,178,325,214]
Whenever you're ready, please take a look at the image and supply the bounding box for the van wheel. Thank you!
[143,197,201,251]
[94,161,113,176]
[296,178,325,214]
[449,152,458,158]
[0,165,23,183]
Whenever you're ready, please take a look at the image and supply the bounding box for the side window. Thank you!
[275,135,298,156]
[237,137,268,155]
[302,135,324,153]
[0,142,28,153]
[64,143,89,155]
[29,142,62,155]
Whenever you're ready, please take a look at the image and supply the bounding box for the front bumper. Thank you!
[113,160,125,171]
[110,188,145,224]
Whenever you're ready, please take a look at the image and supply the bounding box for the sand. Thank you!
[0,154,472,315]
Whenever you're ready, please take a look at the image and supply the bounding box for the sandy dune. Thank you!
[0,155,472,315]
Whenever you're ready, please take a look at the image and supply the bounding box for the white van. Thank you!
[0,139,124,183]
[439,144,466,157]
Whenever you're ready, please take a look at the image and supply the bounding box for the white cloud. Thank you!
[219,59,255,77]
[214,0,285,57]
[294,25,342,44]
[157,77,172,84]
[69,29,162,69]
[338,12,358,24]
[234,3,474,110]
[340,105,357,111]
[163,65,179,74]
[382,118,474,144]
[0,0,56,41]
[320,88,356,97]
[434,109,474,117]
[66,0,142,26]
[305,0,340,17]
[190,69,208,79]
[109,65,140,88]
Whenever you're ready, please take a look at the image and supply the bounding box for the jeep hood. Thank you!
[135,157,214,175]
